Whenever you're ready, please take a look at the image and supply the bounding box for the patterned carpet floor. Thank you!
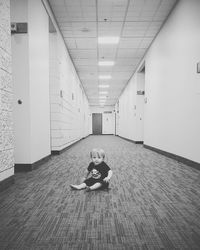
[0,135,200,250]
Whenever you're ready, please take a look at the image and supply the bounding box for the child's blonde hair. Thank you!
[90,148,105,159]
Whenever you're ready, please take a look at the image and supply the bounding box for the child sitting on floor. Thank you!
[70,148,112,192]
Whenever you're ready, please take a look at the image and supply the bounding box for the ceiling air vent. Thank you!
[81,28,90,33]
[104,111,112,113]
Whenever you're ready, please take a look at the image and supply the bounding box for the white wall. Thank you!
[144,0,200,163]
[0,0,14,181]
[12,36,31,163]
[47,1,91,152]
[28,0,50,163]
[90,106,115,134]
[117,72,144,142]
[11,0,30,163]
[11,0,51,164]
[117,0,200,164]
[102,113,115,134]
[136,72,145,141]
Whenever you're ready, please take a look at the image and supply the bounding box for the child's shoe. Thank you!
[70,184,79,190]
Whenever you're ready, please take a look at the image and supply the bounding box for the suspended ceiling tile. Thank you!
[112,72,133,79]
[73,58,98,66]
[117,49,138,58]
[108,80,128,85]
[49,0,65,5]
[98,43,119,49]
[62,30,74,37]
[64,0,96,6]
[122,21,150,37]
[56,16,71,22]
[79,72,98,80]
[98,14,126,22]
[119,38,142,48]
[98,0,128,21]
[113,66,137,72]
[75,38,97,49]
[98,21,123,37]
[77,66,98,73]
[51,7,67,14]
[98,1,128,8]
[98,48,117,59]
[115,58,140,65]
[98,68,113,73]
[140,11,156,21]
[69,49,97,59]
[87,91,99,96]
[61,23,96,38]
[81,79,98,84]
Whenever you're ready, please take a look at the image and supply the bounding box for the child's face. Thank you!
[91,153,104,165]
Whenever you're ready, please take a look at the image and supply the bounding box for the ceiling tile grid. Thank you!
[49,0,177,106]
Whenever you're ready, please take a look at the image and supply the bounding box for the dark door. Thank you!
[92,113,102,134]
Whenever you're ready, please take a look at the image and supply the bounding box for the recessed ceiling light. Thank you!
[98,36,120,44]
[99,75,111,79]
[99,85,110,88]
[98,61,115,66]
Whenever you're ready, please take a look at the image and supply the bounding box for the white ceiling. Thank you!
[48,0,177,106]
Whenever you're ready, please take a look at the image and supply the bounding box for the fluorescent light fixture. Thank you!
[98,61,115,66]
[98,36,120,44]
[99,75,111,79]
[99,96,107,99]
[99,91,108,94]
[99,85,110,88]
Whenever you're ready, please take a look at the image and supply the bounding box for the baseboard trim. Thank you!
[0,175,15,192]
[14,154,51,173]
[144,144,200,171]
[117,135,143,144]
[51,136,88,155]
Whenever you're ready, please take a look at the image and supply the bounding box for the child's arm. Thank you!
[103,170,113,182]
[81,170,90,182]
[85,171,90,179]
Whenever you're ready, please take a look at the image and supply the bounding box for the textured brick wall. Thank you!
[0,0,14,177]
[49,33,90,151]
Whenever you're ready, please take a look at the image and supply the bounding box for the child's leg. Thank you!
[70,183,87,190]
[86,182,102,191]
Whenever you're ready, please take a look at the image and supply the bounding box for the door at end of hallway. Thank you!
[92,113,102,135]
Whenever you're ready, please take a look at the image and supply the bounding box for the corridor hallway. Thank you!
[0,135,200,249]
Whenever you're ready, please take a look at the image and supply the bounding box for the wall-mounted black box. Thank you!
[11,22,28,34]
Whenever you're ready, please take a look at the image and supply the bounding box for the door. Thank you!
[102,113,114,134]
[92,113,102,134]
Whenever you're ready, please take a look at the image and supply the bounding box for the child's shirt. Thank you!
[87,162,110,180]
